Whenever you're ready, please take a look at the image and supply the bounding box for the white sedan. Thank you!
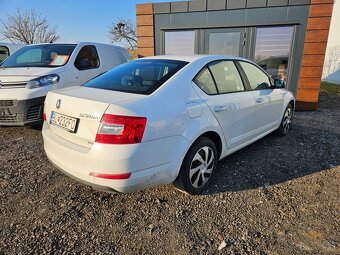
[42,55,295,195]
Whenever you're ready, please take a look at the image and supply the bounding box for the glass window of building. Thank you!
[254,26,294,81]
[208,32,241,56]
[164,31,195,55]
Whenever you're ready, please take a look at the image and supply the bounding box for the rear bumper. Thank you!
[42,123,189,193]
[0,96,45,126]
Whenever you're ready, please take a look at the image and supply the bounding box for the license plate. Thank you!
[50,111,78,133]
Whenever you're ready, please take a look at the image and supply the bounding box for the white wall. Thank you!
[322,0,340,84]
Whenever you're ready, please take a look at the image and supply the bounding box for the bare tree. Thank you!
[108,19,137,50]
[0,9,59,44]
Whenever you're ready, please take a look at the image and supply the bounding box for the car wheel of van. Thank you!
[276,104,293,136]
[174,137,218,195]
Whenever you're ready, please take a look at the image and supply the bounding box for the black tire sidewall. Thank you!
[277,104,293,136]
[176,137,218,195]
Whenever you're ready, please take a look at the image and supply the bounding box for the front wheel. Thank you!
[276,104,293,136]
[174,137,218,195]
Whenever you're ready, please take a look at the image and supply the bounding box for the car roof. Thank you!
[141,55,250,63]
[20,42,125,50]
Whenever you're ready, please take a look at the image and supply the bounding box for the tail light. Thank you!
[89,172,131,179]
[95,114,147,144]
[43,112,47,121]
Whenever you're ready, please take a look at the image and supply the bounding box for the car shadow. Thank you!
[204,121,340,195]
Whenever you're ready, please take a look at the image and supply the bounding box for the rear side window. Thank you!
[74,45,100,70]
[239,61,271,90]
[209,61,244,93]
[193,67,217,95]
[0,46,9,63]
[83,59,188,95]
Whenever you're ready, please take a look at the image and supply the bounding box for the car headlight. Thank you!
[26,74,59,89]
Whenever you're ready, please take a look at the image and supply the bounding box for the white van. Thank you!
[0,42,129,126]
[0,42,24,63]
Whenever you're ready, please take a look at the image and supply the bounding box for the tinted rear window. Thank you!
[83,59,188,95]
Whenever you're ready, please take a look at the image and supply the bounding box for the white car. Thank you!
[0,42,24,63]
[42,55,295,195]
[0,42,129,126]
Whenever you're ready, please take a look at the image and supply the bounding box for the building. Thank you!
[322,0,340,84]
[136,0,335,110]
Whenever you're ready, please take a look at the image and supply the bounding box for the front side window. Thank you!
[74,45,100,70]
[0,44,76,68]
[209,61,245,93]
[83,59,188,95]
[0,46,9,63]
[239,61,271,90]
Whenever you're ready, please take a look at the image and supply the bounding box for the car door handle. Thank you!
[214,105,228,112]
[256,98,264,103]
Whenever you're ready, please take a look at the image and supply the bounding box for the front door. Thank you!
[238,60,284,134]
[204,28,245,57]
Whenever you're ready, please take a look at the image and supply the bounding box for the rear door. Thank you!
[237,61,284,134]
[193,60,256,149]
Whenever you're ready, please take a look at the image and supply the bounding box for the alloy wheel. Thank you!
[189,146,214,188]
[283,107,292,133]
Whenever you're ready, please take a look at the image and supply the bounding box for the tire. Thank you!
[276,103,293,136]
[174,137,218,195]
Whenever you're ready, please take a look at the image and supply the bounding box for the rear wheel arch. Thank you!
[198,131,223,160]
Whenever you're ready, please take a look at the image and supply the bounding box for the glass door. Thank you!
[204,28,245,57]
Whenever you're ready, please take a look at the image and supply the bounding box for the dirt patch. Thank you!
[0,93,339,254]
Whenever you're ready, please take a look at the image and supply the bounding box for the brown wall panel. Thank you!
[296,88,320,101]
[307,17,331,30]
[311,0,334,4]
[136,15,154,26]
[301,54,326,66]
[309,4,333,17]
[137,26,154,37]
[298,78,322,89]
[138,48,154,57]
[136,4,153,15]
[300,66,324,78]
[305,30,329,42]
[138,37,154,48]
[303,42,327,54]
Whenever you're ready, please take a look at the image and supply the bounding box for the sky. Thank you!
[0,0,182,44]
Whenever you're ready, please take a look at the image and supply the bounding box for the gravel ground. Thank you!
[0,93,339,254]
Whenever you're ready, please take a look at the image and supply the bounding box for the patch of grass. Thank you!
[320,82,340,94]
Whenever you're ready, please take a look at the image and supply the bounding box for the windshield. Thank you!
[0,44,76,68]
[83,59,188,95]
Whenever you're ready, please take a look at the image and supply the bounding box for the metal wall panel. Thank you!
[171,1,189,13]
[246,0,267,8]
[227,0,246,9]
[189,0,207,12]
[288,0,310,5]
[207,0,226,10]
[154,3,171,14]
[267,0,289,6]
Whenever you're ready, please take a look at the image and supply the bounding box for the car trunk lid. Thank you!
[44,87,143,148]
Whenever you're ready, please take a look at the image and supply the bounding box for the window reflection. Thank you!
[254,26,294,81]
[209,32,241,56]
[165,31,195,55]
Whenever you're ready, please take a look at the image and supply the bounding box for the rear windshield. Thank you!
[83,59,189,95]
[0,44,76,68]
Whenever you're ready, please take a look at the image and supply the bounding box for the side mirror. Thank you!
[274,79,286,89]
